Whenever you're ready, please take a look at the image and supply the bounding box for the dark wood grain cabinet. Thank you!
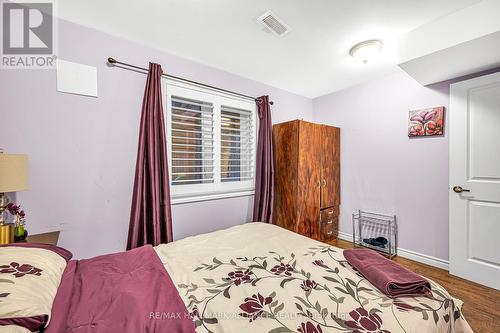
[273,120,340,242]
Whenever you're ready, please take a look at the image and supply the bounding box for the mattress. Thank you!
[155,223,473,333]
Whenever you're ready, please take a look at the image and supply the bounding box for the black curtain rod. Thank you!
[107,57,273,105]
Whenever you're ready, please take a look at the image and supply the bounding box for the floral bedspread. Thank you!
[155,223,473,333]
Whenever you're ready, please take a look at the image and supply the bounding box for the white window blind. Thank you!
[170,97,214,186]
[165,80,257,202]
[220,106,254,182]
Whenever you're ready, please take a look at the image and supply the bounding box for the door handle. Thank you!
[453,186,470,193]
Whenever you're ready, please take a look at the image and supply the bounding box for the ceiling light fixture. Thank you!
[349,40,383,64]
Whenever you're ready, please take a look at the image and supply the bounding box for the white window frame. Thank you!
[164,78,258,204]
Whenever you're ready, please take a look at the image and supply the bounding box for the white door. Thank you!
[450,72,500,290]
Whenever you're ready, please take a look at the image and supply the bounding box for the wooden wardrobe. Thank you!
[273,120,340,241]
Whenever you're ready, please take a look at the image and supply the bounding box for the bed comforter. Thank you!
[44,245,195,333]
[155,223,473,333]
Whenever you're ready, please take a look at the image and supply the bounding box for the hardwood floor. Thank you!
[329,238,500,333]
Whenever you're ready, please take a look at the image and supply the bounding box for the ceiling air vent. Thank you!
[257,11,290,37]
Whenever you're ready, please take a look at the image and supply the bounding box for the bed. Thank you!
[1,223,473,333]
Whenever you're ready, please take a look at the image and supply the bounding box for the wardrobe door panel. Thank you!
[298,121,321,239]
[332,127,341,208]
[272,121,299,232]
[321,125,340,209]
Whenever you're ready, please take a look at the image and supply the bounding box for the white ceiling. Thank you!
[58,0,481,98]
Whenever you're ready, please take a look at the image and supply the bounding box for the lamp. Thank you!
[0,153,28,244]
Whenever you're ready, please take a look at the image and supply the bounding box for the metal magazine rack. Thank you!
[352,210,397,257]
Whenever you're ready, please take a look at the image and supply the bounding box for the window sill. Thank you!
[171,190,255,205]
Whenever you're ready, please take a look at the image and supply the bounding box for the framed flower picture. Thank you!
[408,106,445,137]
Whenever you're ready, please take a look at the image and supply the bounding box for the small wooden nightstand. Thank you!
[16,231,60,246]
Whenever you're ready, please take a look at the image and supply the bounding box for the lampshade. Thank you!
[0,154,28,193]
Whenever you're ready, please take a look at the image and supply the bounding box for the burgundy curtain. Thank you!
[252,96,274,223]
[127,63,173,250]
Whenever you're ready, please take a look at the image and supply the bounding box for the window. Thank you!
[165,80,257,202]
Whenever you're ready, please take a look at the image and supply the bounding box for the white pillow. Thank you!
[0,244,71,331]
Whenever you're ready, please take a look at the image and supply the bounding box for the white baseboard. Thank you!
[337,231,449,271]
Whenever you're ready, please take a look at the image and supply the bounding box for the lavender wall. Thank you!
[0,20,313,258]
[4,19,493,261]
[313,71,451,261]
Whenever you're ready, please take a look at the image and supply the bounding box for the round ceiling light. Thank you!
[349,40,383,64]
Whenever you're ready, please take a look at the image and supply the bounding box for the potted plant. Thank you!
[6,203,28,241]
